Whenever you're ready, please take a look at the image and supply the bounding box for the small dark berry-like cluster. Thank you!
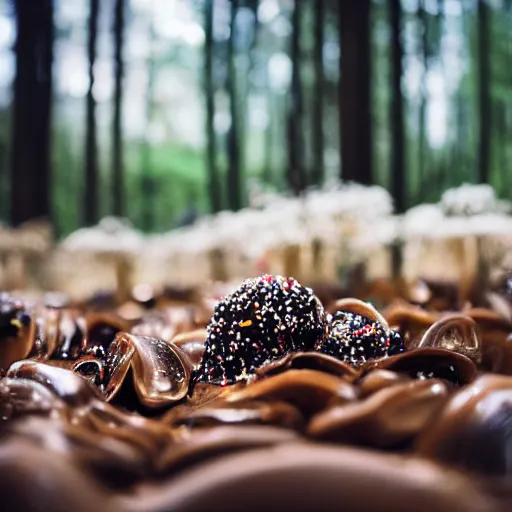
[199,275,328,386]
[317,311,405,366]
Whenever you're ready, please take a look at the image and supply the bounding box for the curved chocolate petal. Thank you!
[102,333,134,401]
[418,314,482,364]
[309,379,449,446]
[87,400,174,456]
[224,369,357,416]
[156,425,299,475]
[466,309,512,374]
[168,399,304,431]
[126,334,192,408]
[5,416,149,489]
[0,377,66,419]
[49,331,134,402]
[129,443,493,512]
[171,330,206,368]
[0,440,115,512]
[6,360,101,408]
[184,381,247,408]
[255,352,359,382]
[358,369,411,398]
[416,374,512,476]
[366,348,477,386]
[288,352,359,380]
[331,298,391,333]
[384,303,437,350]
[31,306,60,360]
[467,308,512,331]
[51,310,85,361]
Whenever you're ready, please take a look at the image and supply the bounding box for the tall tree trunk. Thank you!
[84,0,99,226]
[11,0,54,227]
[227,0,242,211]
[0,114,7,222]
[312,0,324,187]
[455,91,467,184]
[389,0,405,213]
[262,89,274,185]
[112,0,126,217]
[287,0,306,195]
[496,99,508,194]
[503,0,512,195]
[141,4,156,231]
[417,0,428,202]
[477,0,491,184]
[205,0,222,213]
[338,0,372,185]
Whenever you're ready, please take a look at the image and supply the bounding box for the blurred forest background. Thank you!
[0,0,509,237]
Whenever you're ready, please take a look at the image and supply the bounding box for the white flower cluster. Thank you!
[52,182,512,296]
[137,182,395,287]
[402,184,512,281]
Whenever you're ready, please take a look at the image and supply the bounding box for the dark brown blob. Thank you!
[6,360,101,408]
[466,308,512,374]
[358,369,411,398]
[366,347,478,387]
[85,312,128,355]
[2,414,148,489]
[0,377,65,420]
[308,379,449,447]
[167,399,304,431]
[156,425,299,475]
[223,369,357,416]
[254,351,358,382]
[421,279,461,312]
[87,399,175,455]
[0,440,115,512]
[384,302,438,350]
[180,380,247,410]
[416,374,512,477]
[126,443,494,512]
[171,330,206,368]
[161,285,199,305]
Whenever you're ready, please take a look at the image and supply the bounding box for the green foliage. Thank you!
[125,142,208,233]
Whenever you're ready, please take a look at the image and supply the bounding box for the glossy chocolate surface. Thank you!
[1,278,512,511]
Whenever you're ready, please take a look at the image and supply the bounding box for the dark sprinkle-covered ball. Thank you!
[199,274,328,386]
[318,310,404,366]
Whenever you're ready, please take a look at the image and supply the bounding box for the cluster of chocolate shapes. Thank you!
[199,275,405,385]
